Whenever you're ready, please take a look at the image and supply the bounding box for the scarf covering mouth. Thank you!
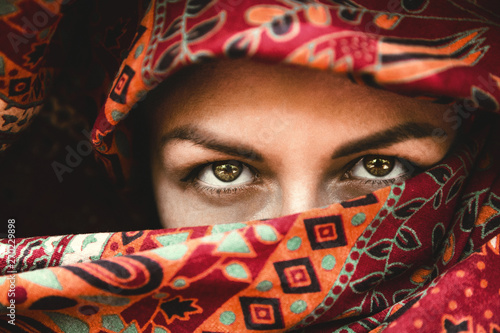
[1,0,500,332]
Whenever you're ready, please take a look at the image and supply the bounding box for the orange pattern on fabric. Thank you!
[374,14,401,30]
[246,6,287,24]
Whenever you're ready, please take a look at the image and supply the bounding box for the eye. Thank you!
[347,155,413,180]
[197,160,255,187]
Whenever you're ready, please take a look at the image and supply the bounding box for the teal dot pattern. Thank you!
[220,311,236,325]
[290,300,307,314]
[173,278,186,288]
[321,255,336,271]
[287,236,302,251]
[351,212,366,226]
[256,280,273,292]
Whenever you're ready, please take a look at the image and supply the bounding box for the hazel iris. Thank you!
[212,161,242,182]
[364,156,395,177]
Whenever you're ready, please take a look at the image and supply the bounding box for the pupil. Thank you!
[213,161,242,182]
[364,156,394,177]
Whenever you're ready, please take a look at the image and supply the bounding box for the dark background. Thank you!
[1,0,159,238]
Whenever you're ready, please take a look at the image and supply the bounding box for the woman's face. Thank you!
[148,60,456,228]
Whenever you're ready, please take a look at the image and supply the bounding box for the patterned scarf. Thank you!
[1,0,500,332]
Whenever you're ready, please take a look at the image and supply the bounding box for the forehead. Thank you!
[147,60,450,133]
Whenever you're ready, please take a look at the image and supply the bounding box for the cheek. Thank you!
[157,198,276,229]
[158,193,216,229]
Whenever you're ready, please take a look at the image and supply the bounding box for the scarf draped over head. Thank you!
[1,0,500,332]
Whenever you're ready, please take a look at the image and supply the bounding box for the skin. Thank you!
[147,60,456,228]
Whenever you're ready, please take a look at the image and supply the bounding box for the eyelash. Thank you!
[181,156,419,196]
[354,176,408,186]
[190,181,250,196]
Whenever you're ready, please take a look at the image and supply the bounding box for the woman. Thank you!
[1,0,500,332]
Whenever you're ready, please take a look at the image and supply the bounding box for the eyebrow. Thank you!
[331,122,437,158]
[160,122,438,161]
[160,125,264,161]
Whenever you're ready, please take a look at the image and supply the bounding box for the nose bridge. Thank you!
[267,133,328,218]
[278,176,322,217]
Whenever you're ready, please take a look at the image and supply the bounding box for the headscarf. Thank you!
[1,0,500,332]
